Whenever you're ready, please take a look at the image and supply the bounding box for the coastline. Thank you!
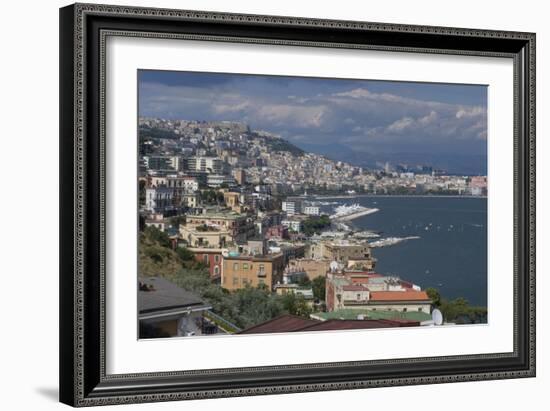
[312,193,488,200]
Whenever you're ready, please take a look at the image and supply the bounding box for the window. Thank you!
[214,266,220,276]
[233,263,238,271]
[214,255,220,263]
[418,307,423,312]
[259,264,265,273]
[403,308,408,312]
[203,255,209,265]
[243,263,249,270]
[357,294,361,301]
[232,277,239,286]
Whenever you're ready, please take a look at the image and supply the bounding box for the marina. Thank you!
[330,204,379,221]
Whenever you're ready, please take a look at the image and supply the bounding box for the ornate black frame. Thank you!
[59,3,536,407]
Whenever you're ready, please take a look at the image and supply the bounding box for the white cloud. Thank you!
[387,117,415,132]
[456,106,485,118]
[140,80,488,151]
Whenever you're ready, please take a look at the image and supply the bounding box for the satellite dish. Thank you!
[432,308,443,326]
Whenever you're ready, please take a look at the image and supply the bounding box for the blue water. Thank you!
[323,196,487,307]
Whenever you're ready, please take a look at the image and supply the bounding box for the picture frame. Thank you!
[59,2,535,407]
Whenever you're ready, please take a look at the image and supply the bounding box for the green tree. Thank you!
[311,276,326,301]
[139,180,146,204]
[297,275,311,287]
[281,292,312,318]
[426,287,441,307]
[170,215,186,228]
[176,246,194,262]
[143,225,171,248]
[302,215,332,236]
[232,285,284,328]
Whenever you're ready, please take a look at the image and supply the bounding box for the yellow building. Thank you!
[186,211,255,243]
[306,241,376,268]
[179,225,232,248]
[286,258,331,280]
[223,191,241,210]
[222,253,284,291]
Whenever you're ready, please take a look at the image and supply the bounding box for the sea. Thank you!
[317,196,487,307]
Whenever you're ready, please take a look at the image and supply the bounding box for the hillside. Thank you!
[255,134,305,156]
[138,232,183,279]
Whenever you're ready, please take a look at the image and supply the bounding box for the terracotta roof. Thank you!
[237,314,320,334]
[369,290,430,302]
[237,315,422,334]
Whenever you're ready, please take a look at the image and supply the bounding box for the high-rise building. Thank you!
[282,199,302,216]
[187,156,223,174]
[233,168,247,185]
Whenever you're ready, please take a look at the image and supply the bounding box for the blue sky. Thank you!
[138,70,488,173]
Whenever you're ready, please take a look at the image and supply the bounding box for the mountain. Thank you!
[294,142,487,175]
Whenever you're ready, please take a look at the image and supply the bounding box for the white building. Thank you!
[145,187,174,212]
[181,192,200,208]
[281,219,303,233]
[166,176,199,193]
[187,156,223,174]
[303,206,320,216]
[143,155,173,171]
[207,174,236,188]
[282,200,302,216]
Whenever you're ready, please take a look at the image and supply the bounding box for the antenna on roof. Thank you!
[432,308,443,326]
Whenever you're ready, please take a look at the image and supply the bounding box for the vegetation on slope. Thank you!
[426,287,487,324]
[139,226,315,330]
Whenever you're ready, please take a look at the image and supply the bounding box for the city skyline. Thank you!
[139,70,488,174]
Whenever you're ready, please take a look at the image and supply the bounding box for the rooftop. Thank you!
[369,290,430,302]
[311,309,432,322]
[223,252,283,262]
[237,314,319,334]
[138,276,211,319]
[187,210,246,220]
[237,314,420,334]
[342,285,368,291]
[300,319,419,331]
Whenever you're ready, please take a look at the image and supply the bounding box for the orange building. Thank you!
[222,253,284,291]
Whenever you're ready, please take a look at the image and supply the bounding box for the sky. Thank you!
[138,70,488,174]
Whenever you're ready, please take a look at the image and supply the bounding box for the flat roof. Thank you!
[138,276,210,319]
[187,212,245,220]
[223,252,283,262]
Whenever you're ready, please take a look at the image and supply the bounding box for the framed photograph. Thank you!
[59,3,536,407]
